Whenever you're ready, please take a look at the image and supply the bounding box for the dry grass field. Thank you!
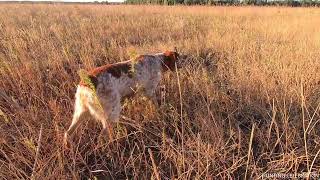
[1,4,320,179]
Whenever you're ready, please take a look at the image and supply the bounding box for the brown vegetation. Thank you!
[0,4,320,179]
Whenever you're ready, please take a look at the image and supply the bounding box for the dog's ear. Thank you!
[163,51,177,71]
[173,47,181,60]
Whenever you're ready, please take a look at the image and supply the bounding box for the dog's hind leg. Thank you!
[88,91,121,142]
[87,104,115,142]
[102,99,121,141]
[64,87,88,146]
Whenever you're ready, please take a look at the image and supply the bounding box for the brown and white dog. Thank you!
[64,51,181,145]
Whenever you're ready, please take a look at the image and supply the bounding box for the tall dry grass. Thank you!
[0,4,320,179]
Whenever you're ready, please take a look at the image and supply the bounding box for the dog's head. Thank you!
[162,50,182,71]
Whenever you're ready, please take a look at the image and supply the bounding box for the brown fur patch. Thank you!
[89,63,133,78]
[79,61,137,88]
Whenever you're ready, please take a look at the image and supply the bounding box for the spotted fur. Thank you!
[64,51,180,144]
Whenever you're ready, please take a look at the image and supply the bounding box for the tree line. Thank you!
[125,0,320,6]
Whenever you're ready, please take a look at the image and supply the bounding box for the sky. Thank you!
[0,0,124,2]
